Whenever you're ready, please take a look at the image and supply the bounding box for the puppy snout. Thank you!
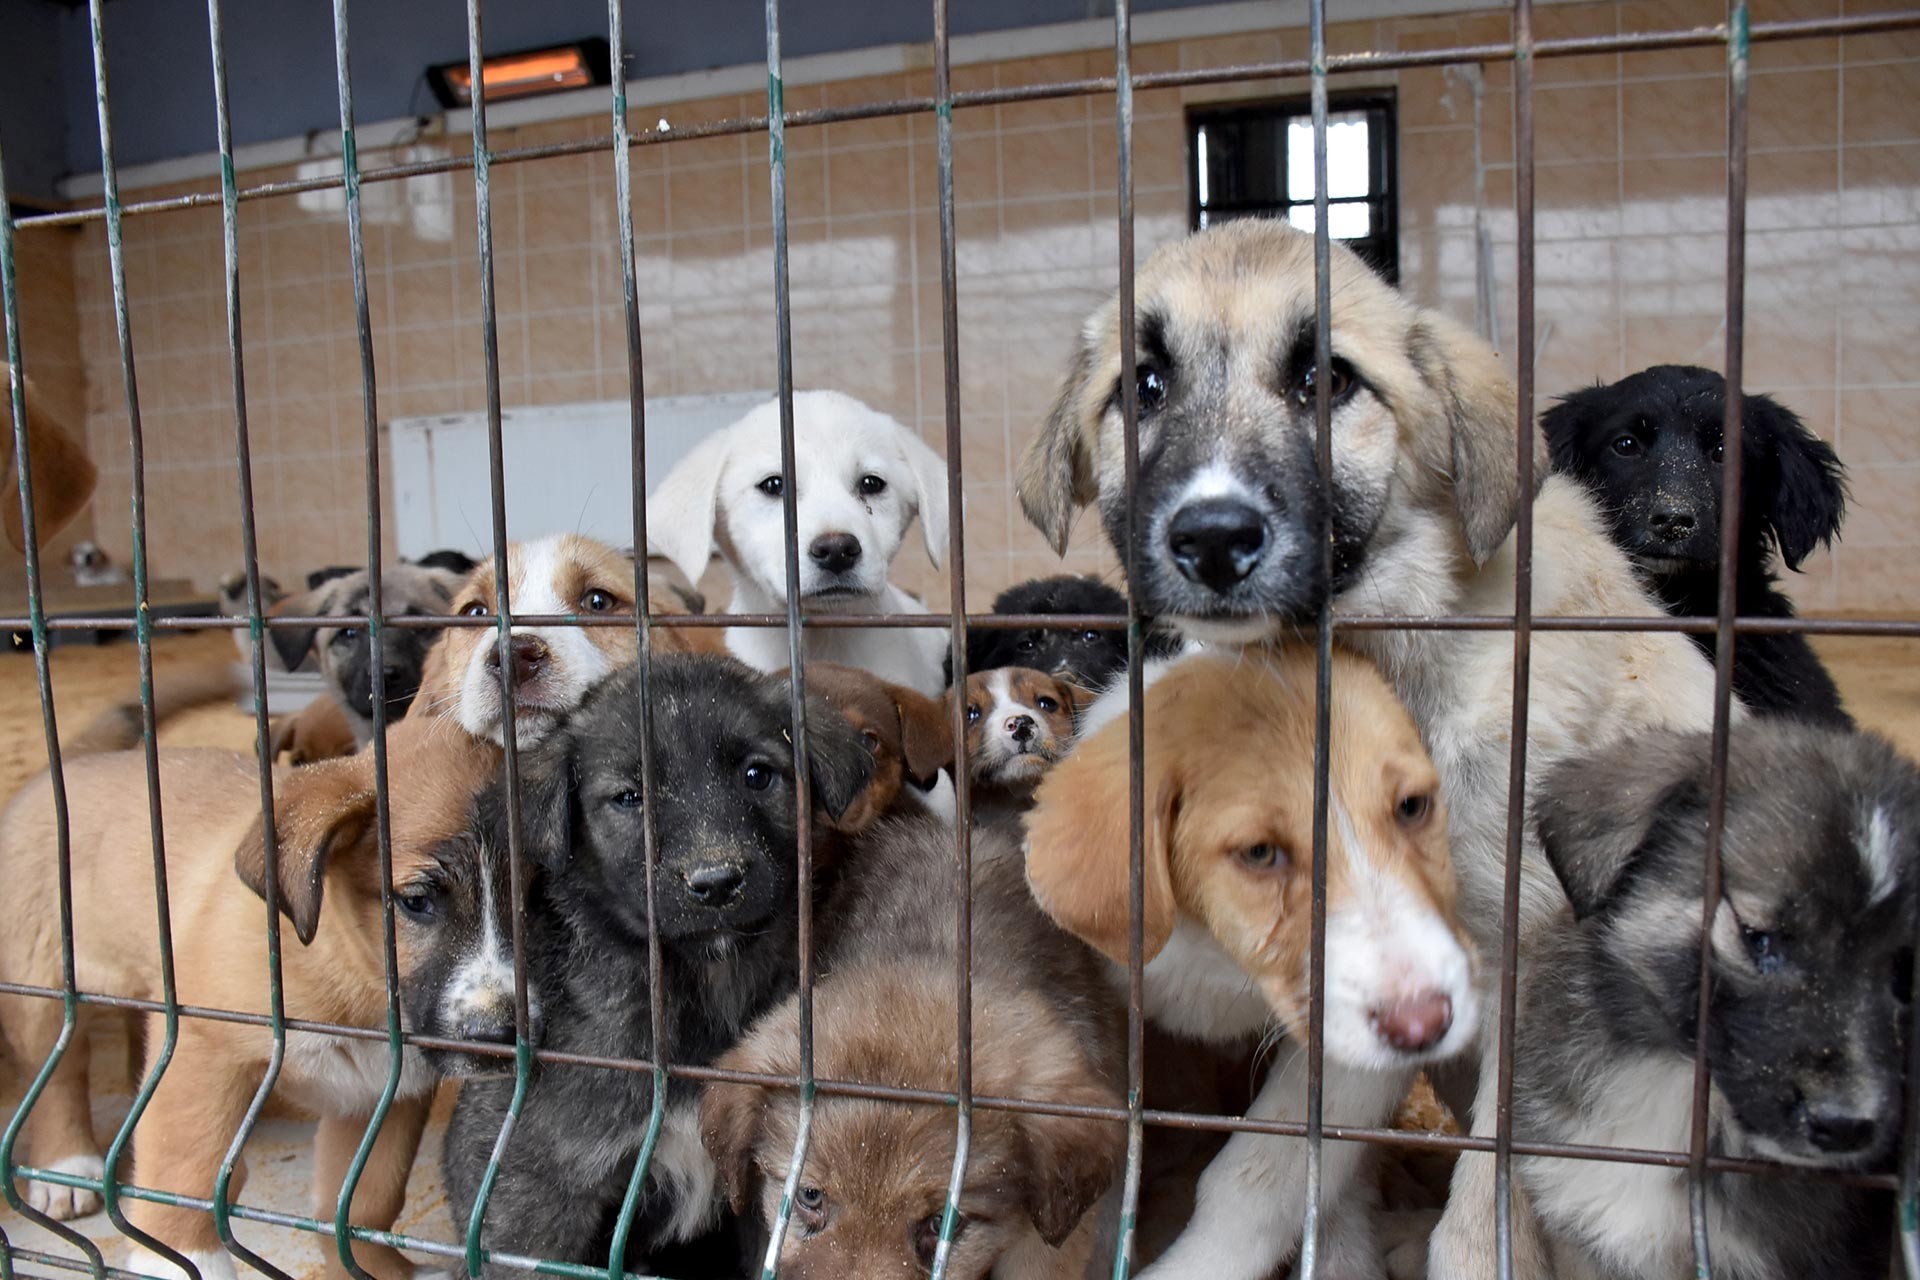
[1006,713,1036,745]
[1804,1107,1879,1155]
[485,636,550,687]
[455,1015,517,1047]
[1369,990,1453,1053]
[1648,508,1697,540]
[808,532,863,575]
[685,862,747,906]
[1167,498,1267,592]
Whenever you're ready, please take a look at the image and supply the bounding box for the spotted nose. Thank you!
[809,533,863,575]
[1649,509,1697,541]
[1167,498,1267,593]
[1006,713,1036,745]
[1370,991,1453,1053]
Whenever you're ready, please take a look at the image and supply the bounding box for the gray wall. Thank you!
[1,0,71,204]
[20,0,1225,187]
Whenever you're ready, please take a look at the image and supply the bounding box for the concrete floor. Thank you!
[2,626,1915,1279]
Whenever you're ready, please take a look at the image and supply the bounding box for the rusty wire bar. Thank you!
[1686,1,1752,1272]
[928,0,976,1274]
[323,4,409,1277]
[1492,0,1537,1274]
[83,0,197,1272]
[202,2,295,1277]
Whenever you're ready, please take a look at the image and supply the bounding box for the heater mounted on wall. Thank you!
[426,38,614,109]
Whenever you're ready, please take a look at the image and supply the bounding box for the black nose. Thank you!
[1167,499,1267,593]
[455,1017,516,1046]
[484,636,549,687]
[1649,509,1696,540]
[809,533,863,574]
[1806,1109,1878,1154]
[1006,714,1035,743]
[686,863,745,906]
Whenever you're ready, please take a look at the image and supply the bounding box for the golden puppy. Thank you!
[0,716,504,1280]
[703,814,1124,1280]
[415,533,722,747]
[1024,645,1476,1278]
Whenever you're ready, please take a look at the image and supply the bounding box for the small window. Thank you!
[1187,94,1399,283]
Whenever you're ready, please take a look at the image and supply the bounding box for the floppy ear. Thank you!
[233,756,376,946]
[646,428,733,585]
[1017,1104,1122,1247]
[1539,385,1609,477]
[1023,715,1179,964]
[270,624,320,672]
[704,1023,793,1216]
[1535,737,1704,921]
[1018,336,1104,556]
[804,694,876,822]
[894,429,951,569]
[513,729,577,872]
[1406,311,1545,565]
[1751,395,1846,571]
[1054,678,1098,722]
[892,685,955,785]
[1,373,98,553]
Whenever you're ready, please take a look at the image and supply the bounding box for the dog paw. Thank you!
[124,1245,238,1280]
[24,1153,104,1220]
[1379,1207,1439,1280]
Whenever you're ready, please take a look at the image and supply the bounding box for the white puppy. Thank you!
[648,391,951,696]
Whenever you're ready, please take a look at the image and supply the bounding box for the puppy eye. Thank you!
[756,475,785,498]
[1611,434,1643,457]
[795,1184,828,1230]
[1292,357,1357,409]
[913,1213,968,1266]
[1016,634,1039,651]
[1742,924,1786,975]
[610,788,643,810]
[579,587,616,613]
[335,627,360,644]
[1036,696,1060,713]
[1237,843,1288,873]
[1710,441,1725,462]
[1081,629,1101,643]
[459,600,490,617]
[396,887,440,922]
[966,704,981,724]
[1134,365,1168,416]
[1396,792,1434,828]
[743,762,776,791]
[856,473,887,496]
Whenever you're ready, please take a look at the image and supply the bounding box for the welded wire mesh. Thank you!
[0,2,1917,1280]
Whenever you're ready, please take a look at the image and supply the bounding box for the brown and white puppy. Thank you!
[950,667,1083,791]
[0,715,507,1280]
[704,812,1125,1280]
[1017,220,1728,1278]
[415,533,723,747]
[1025,645,1477,1278]
[267,563,465,748]
[785,662,954,833]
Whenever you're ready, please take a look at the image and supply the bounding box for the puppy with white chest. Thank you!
[648,391,952,696]
[1513,725,1916,1280]
[948,666,1084,826]
[1025,645,1478,1279]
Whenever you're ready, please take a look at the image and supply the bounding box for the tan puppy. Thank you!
[0,715,504,1280]
[704,813,1124,1280]
[1024,645,1477,1278]
[415,533,723,747]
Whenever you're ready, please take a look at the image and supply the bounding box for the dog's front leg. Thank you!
[314,1093,431,1280]
[1136,1050,1404,1280]
[1424,1035,1550,1280]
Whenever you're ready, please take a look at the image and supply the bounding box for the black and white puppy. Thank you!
[1516,725,1918,1279]
[1543,366,1850,725]
[958,574,1181,692]
[442,654,872,1277]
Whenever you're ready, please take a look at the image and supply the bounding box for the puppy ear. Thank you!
[646,428,732,585]
[893,685,956,785]
[513,728,577,872]
[1752,395,1846,571]
[1024,714,1179,964]
[894,429,951,569]
[1536,738,1704,921]
[1406,310,1544,565]
[233,756,376,946]
[270,624,319,672]
[803,694,876,822]
[1017,1105,1122,1247]
[1539,385,1607,477]
[1,373,98,553]
[704,1019,794,1216]
[1018,336,1104,555]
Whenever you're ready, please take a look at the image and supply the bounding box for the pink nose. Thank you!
[1370,991,1453,1053]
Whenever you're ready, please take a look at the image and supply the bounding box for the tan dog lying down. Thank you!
[0,715,502,1280]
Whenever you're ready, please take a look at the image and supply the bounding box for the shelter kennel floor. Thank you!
[2,627,1915,1278]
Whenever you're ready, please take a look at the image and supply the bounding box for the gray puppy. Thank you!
[268,563,464,744]
[1515,724,1917,1279]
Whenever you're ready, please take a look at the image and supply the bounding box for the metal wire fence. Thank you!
[0,1,1917,1279]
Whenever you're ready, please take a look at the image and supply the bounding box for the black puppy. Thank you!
[1543,365,1850,725]
[1516,725,1917,1277]
[957,574,1181,690]
[442,655,872,1277]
